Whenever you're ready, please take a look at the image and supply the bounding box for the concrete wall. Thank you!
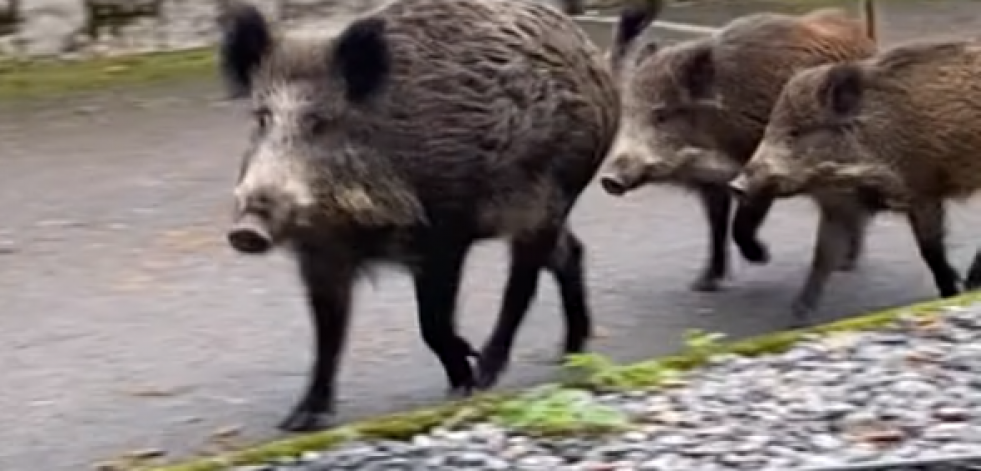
[0,0,600,60]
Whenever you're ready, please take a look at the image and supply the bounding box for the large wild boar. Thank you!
[218,0,620,431]
[599,1,877,293]
[729,39,981,325]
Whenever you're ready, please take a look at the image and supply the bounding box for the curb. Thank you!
[141,291,981,471]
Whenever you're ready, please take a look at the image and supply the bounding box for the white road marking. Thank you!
[576,15,721,35]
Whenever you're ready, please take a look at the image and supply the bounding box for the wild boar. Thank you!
[599,1,877,293]
[218,0,620,432]
[729,38,981,325]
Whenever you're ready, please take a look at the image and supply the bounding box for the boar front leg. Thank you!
[279,248,355,432]
[791,207,855,327]
[731,194,773,265]
[477,227,565,389]
[547,228,592,359]
[907,201,962,298]
[413,238,479,398]
[692,185,733,292]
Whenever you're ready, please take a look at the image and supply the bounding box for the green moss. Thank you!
[568,292,981,392]
[146,291,981,471]
[142,395,506,471]
[0,47,217,102]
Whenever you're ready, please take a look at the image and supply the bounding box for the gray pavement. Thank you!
[4,1,981,469]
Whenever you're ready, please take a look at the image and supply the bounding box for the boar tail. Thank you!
[610,0,664,73]
[860,0,878,42]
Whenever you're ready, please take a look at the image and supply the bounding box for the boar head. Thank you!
[600,40,741,196]
[729,63,906,205]
[218,2,421,254]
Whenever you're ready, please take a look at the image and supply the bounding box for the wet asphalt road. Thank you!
[4,1,981,469]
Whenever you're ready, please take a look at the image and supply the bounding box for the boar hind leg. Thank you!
[477,227,569,389]
[792,209,853,328]
[908,201,962,298]
[548,229,591,359]
[413,240,479,397]
[279,249,355,432]
[691,186,733,292]
[732,195,773,265]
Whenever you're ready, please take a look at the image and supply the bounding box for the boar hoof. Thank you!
[836,258,858,272]
[789,301,816,329]
[690,275,724,292]
[475,353,508,390]
[446,384,475,400]
[278,410,335,432]
[737,241,770,265]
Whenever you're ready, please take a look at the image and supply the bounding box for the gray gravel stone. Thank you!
[233,307,981,471]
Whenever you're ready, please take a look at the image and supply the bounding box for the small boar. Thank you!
[730,39,981,325]
[599,1,877,293]
[218,0,619,432]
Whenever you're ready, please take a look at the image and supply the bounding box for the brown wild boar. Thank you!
[729,39,981,325]
[218,0,620,431]
[599,1,877,294]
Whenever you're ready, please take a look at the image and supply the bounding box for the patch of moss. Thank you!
[567,293,981,392]
[0,47,216,102]
[146,291,981,471]
[141,395,505,471]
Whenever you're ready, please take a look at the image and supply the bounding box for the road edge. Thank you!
[140,291,981,471]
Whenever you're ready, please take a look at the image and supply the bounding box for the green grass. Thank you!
[139,291,981,471]
[0,47,217,102]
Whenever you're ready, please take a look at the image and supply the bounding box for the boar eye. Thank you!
[252,107,271,129]
[651,107,671,124]
[303,113,329,134]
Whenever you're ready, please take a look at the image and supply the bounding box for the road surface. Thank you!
[3,1,981,469]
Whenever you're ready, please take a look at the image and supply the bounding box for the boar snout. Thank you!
[599,172,633,196]
[599,151,674,196]
[228,213,274,255]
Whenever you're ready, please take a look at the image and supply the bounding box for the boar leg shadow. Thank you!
[280,247,357,432]
[791,203,872,328]
[693,186,771,292]
[907,201,962,298]
[476,227,590,389]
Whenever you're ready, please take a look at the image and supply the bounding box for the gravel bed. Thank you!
[234,306,981,471]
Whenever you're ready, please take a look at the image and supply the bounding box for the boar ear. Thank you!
[821,64,863,116]
[217,0,274,99]
[681,46,714,99]
[331,16,390,103]
[610,0,664,72]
